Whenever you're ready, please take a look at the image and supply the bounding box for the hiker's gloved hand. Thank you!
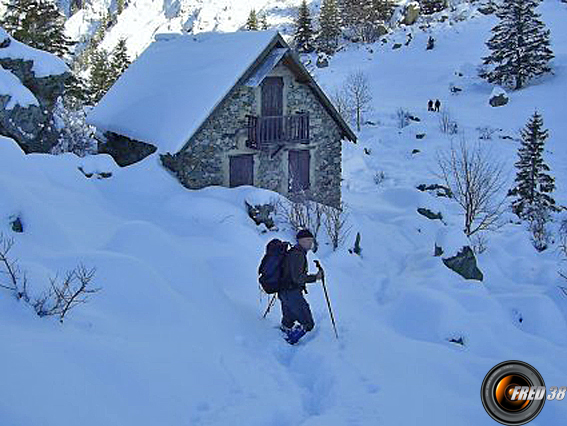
[315,270,324,281]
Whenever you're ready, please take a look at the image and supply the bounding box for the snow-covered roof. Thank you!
[0,27,69,77]
[87,30,282,154]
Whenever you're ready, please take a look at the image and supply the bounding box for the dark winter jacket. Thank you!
[280,244,317,291]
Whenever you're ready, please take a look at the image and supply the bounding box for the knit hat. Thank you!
[296,229,314,239]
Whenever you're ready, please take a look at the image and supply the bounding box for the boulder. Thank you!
[417,207,443,221]
[392,43,402,50]
[316,53,329,68]
[489,86,509,107]
[403,2,421,25]
[442,246,483,281]
[0,31,70,153]
[245,200,276,230]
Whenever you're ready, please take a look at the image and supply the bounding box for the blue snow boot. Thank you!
[284,324,307,345]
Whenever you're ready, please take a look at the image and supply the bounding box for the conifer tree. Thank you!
[509,111,559,221]
[1,0,75,59]
[110,38,130,80]
[480,0,554,90]
[318,0,341,54]
[294,0,315,53]
[259,13,269,30]
[245,9,259,31]
[88,48,112,104]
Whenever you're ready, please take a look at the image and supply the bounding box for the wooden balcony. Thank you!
[246,113,309,149]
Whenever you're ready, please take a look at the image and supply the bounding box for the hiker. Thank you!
[278,229,323,344]
[427,99,433,111]
[434,99,441,111]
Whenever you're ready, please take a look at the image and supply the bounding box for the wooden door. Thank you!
[230,154,254,187]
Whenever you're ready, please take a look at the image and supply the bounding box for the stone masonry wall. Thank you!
[160,59,345,209]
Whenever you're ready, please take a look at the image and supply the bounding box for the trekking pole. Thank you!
[263,294,277,318]
[313,260,338,339]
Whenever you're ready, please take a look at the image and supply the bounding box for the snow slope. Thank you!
[64,0,316,60]
[2,1,567,425]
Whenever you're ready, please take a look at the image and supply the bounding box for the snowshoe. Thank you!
[284,324,307,345]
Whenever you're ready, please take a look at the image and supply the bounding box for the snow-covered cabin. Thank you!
[87,30,356,209]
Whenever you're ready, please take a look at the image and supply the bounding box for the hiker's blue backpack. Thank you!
[258,239,291,294]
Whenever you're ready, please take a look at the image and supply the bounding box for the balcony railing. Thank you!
[246,113,309,149]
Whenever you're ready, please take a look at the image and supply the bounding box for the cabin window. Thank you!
[229,154,254,187]
[288,149,310,192]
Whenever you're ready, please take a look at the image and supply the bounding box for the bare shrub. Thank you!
[439,107,459,134]
[34,264,101,323]
[396,108,411,128]
[0,233,100,323]
[344,70,373,132]
[323,202,351,251]
[276,192,325,251]
[436,138,507,236]
[0,234,29,301]
[476,125,498,140]
[374,170,386,186]
[470,232,488,255]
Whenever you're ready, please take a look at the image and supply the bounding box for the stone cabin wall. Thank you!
[160,61,343,209]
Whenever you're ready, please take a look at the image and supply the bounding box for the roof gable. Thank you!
[87,30,356,153]
[86,30,279,153]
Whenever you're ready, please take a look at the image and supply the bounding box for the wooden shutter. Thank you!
[288,150,310,192]
[261,77,283,116]
[230,154,254,187]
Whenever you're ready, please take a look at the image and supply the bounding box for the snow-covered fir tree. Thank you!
[110,38,131,80]
[337,0,392,43]
[245,9,259,31]
[480,0,554,90]
[259,13,269,30]
[318,0,341,54]
[89,48,112,104]
[509,111,559,223]
[51,97,97,157]
[294,0,315,53]
[1,0,75,59]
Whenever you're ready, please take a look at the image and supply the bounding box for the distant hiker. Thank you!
[278,229,323,344]
[426,36,435,50]
[434,99,441,111]
[428,99,433,111]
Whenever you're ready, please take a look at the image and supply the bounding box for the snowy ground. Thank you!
[2,1,567,425]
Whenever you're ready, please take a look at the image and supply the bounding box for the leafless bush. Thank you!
[470,232,488,255]
[344,70,373,132]
[276,192,325,251]
[397,108,411,128]
[34,264,101,323]
[0,234,29,301]
[439,108,459,134]
[374,170,387,186]
[436,138,507,236]
[323,202,352,251]
[0,233,100,322]
[331,86,352,125]
[476,125,498,140]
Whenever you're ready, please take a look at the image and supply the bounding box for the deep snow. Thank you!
[2,1,567,425]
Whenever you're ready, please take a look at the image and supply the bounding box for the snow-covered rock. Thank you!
[489,86,509,107]
[0,27,70,152]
